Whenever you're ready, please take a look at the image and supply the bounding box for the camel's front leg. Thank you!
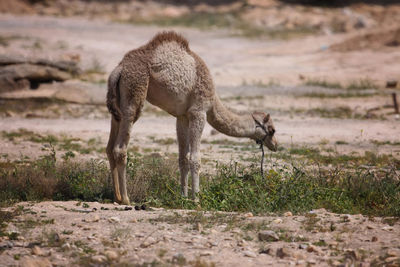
[113,118,133,205]
[188,111,206,199]
[177,116,190,197]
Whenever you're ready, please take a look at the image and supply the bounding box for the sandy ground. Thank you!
[1,201,400,267]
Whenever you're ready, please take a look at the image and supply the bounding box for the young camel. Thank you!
[106,31,278,204]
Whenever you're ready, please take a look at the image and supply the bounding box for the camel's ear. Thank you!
[252,112,266,125]
[264,113,270,123]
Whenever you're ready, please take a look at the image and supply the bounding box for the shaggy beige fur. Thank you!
[107,31,278,204]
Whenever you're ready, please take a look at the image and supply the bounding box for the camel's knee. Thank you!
[179,155,190,169]
[188,156,200,173]
[106,145,114,159]
[113,146,127,164]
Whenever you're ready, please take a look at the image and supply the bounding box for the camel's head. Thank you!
[252,112,278,152]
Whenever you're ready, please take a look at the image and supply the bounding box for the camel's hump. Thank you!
[146,31,190,51]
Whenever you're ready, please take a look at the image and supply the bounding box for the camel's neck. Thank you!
[206,96,255,138]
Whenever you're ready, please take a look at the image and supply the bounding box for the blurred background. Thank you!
[0,0,399,164]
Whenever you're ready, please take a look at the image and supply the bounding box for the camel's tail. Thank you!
[106,65,123,121]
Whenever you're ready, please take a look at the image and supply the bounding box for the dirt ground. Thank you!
[1,2,400,266]
[1,201,400,266]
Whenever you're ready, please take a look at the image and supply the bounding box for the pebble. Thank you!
[61,243,71,251]
[385,256,399,263]
[105,250,119,261]
[91,255,108,264]
[244,250,257,258]
[244,212,253,218]
[371,236,378,242]
[108,216,120,223]
[140,237,157,248]
[113,202,119,206]
[200,251,213,256]
[387,249,400,257]
[124,206,133,211]
[258,230,279,242]
[32,245,44,256]
[284,211,293,217]
[85,215,100,223]
[306,245,321,254]
[366,225,375,229]
[276,247,292,258]
[272,218,283,224]
[299,244,308,250]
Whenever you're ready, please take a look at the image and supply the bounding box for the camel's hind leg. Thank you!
[113,74,148,205]
[187,111,206,200]
[177,116,190,197]
[106,117,122,203]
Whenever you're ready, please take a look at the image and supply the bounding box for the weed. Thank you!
[305,78,343,89]
[335,141,348,145]
[1,150,399,216]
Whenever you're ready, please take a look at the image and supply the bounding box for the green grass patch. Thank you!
[1,149,399,217]
[304,78,379,90]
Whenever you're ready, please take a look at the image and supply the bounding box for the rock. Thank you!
[372,236,378,242]
[276,247,292,258]
[104,250,119,261]
[61,243,71,251]
[299,244,308,250]
[20,257,52,267]
[306,245,321,254]
[195,222,203,232]
[272,218,283,224]
[200,251,213,256]
[283,211,293,217]
[108,216,120,223]
[237,239,248,247]
[386,80,398,88]
[244,212,253,218]
[172,253,186,265]
[32,245,44,256]
[385,257,399,263]
[341,214,351,222]
[344,249,359,260]
[124,206,133,211]
[140,237,157,248]
[366,225,375,229]
[293,251,305,260]
[84,215,100,223]
[258,230,279,242]
[91,255,107,264]
[244,250,257,258]
[387,249,400,257]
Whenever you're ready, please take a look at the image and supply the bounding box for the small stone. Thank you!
[195,222,203,232]
[130,218,138,223]
[299,244,308,250]
[91,255,107,264]
[276,247,292,258]
[386,80,398,88]
[61,243,71,251]
[387,249,400,257]
[244,250,257,258]
[307,259,317,264]
[341,214,351,222]
[237,239,247,247]
[382,226,393,231]
[306,245,321,254]
[86,215,100,223]
[172,253,186,265]
[134,206,140,211]
[371,236,378,242]
[258,230,279,242]
[113,202,119,206]
[200,251,213,256]
[104,250,119,261]
[141,204,147,210]
[140,237,157,248]
[92,208,97,211]
[283,211,293,217]
[344,249,359,260]
[385,257,399,263]
[108,217,120,223]
[32,245,44,256]
[244,212,253,218]
[259,247,273,255]
[293,251,305,260]
[332,260,342,266]
[124,206,133,211]
[272,218,283,224]
[366,225,375,229]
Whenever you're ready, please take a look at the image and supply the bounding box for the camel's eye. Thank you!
[268,126,275,135]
